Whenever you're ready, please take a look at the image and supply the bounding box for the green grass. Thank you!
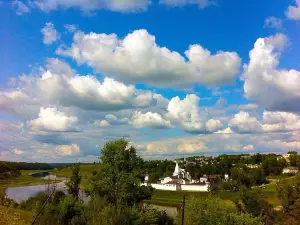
[146,190,240,207]
[55,164,99,177]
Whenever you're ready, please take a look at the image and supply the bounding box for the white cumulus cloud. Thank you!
[229,111,262,133]
[130,111,172,129]
[12,1,30,15]
[166,94,222,133]
[41,22,60,45]
[58,29,241,87]
[28,107,78,132]
[94,120,111,127]
[286,0,300,20]
[243,33,300,112]
[105,114,117,121]
[55,144,80,156]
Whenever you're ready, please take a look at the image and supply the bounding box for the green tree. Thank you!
[239,187,275,225]
[288,152,298,167]
[277,173,300,224]
[66,163,81,198]
[90,139,152,208]
[262,154,285,175]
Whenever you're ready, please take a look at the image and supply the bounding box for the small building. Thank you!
[246,164,261,169]
[282,167,298,174]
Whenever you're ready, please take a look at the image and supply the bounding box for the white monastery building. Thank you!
[143,161,210,192]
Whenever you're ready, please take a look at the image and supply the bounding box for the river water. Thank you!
[5,175,178,218]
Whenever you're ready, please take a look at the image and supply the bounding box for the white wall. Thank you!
[151,183,178,191]
[161,177,173,184]
[181,185,209,192]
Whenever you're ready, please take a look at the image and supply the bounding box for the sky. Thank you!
[1,0,300,163]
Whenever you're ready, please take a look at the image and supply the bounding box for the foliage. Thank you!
[239,187,275,225]
[184,196,263,225]
[66,163,81,198]
[20,192,48,211]
[0,162,20,179]
[90,139,152,207]
[277,172,300,224]
[0,161,73,171]
[262,154,286,176]
[37,195,86,225]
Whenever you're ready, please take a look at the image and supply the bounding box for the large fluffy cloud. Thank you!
[286,0,300,20]
[262,111,300,132]
[28,107,79,132]
[228,111,300,133]
[243,33,300,112]
[11,58,158,112]
[166,94,222,133]
[58,29,241,87]
[55,144,80,156]
[129,111,172,129]
[229,111,262,133]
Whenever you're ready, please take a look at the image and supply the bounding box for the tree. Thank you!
[90,139,152,208]
[239,187,275,225]
[66,163,81,198]
[262,154,285,175]
[289,153,298,167]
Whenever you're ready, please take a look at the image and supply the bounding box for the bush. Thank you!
[20,192,47,211]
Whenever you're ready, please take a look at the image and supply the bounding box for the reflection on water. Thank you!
[5,182,66,203]
[5,174,89,203]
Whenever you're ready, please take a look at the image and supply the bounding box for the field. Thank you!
[54,164,100,189]
[0,170,58,197]
[54,164,99,177]
[145,190,239,207]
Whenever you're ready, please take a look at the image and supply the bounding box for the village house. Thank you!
[282,167,298,174]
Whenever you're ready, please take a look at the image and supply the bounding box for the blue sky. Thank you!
[1,0,300,162]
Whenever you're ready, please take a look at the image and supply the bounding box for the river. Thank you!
[5,175,178,218]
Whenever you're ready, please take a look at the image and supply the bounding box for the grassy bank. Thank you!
[0,205,32,225]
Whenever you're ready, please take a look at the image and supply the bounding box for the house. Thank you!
[246,164,261,169]
[282,167,298,174]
